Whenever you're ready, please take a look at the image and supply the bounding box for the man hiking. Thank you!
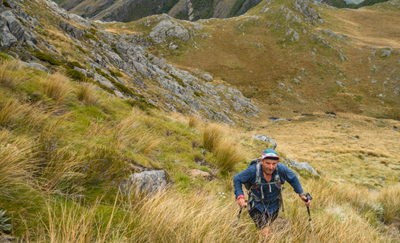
[233,149,311,237]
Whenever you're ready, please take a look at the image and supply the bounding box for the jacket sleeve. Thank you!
[280,164,304,194]
[233,165,256,198]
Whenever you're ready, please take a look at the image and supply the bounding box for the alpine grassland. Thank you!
[0,58,399,242]
[1,0,400,240]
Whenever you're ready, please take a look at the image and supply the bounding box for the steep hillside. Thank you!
[0,0,400,241]
[148,0,400,120]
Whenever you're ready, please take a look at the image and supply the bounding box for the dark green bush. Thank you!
[3,0,11,8]
[67,61,83,69]
[0,53,12,60]
[169,73,187,87]
[83,34,97,40]
[109,70,123,77]
[34,51,63,66]
[194,91,204,97]
[125,98,158,111]
[66,69,87,81]
[111,44,120,55]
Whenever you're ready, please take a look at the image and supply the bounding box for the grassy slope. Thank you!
[158,0,400,119]
[1,57,399,242]
[0,0,400,241]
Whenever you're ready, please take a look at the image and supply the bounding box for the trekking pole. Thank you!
[234,200,247,227]
[304,193,313,232]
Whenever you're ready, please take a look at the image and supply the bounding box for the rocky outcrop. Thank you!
[293,0,323,24]
[0,0,260,127]
[21,61,50,73]
[0,10,38,49]
[284,158,319,176]
[253,135,277,149]
[59,21,84,40]
[120,170,167,196]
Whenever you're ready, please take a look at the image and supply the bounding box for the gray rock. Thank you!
[285,28,299,42]
[293,0,323,24]
[149,19,189,43]
[336,81,345,87]
[380,46,394,57]
[59,21,83,40]
[0,23,17,48]
[20,61,50,73]
[68,13,92,27]
[93,73,115,90]
[284,157,319,176]
[120,170,167,196]
[253,135,277,149]
[202,73,213,81]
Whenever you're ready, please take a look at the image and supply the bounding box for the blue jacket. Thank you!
[233,162,304,214]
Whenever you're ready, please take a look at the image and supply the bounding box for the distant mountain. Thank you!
[322,0,389,8]
[54,0,263,22]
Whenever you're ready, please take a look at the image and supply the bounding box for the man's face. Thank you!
[261,158,278,175]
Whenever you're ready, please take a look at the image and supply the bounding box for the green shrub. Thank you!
[67,61,83,69]
[34,51,62,66]
[125,98,158,111]
[66,69,87,81]
[194,91,204,97]
[169,73,186,87]
[0,53,12,60]
[83,34,97,40]
[2,0,11,8]
[75,45,86,53]
[111,44,120,55]
[109,70,123,77]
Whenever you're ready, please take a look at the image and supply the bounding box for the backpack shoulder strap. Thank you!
[256,162,261,184]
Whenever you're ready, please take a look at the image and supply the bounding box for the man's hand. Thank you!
[237,198,247,208]
[300,195,311,207]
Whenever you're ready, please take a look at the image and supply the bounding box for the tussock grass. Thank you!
[0,98,28,128]
[76,83,98,106]
[38,147,84,193]
[202,123,226,152]
[43,73,71,106]
[0,60,24,89]
[378,184,400,223]
[214,139,244,171]
[188,114,202,128]
[0,132,35,198]
[113,112,160,154]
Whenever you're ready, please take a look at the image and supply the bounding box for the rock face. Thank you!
[293,0,323,24]
[1,0,261,126]
[253,135,277,149]
[120,170,167,196]
[0,10,38,48]
[59,21,84,40]
[149,19,190,43]
[284,158,319,176]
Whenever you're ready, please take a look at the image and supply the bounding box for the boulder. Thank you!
[149,19,189,43]
[93,73,115,90]
[120,170,167,196]
[190,169,212,179]
[381,46,394,57]
[202,73,213,81]
[284,157,319,176]
[253,135,277,149]
[59,21,83,40]
[20,61,50,73]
